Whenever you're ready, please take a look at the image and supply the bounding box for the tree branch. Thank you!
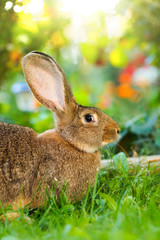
[101,155,160,170]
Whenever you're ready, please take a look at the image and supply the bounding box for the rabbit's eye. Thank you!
[82,113,98,125]
[84,114,93,123]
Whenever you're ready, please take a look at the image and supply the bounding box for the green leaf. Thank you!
[131,113,158,135]
[100,193,117,210]
[113,152,129,172]
[153,128,160,147]
[122,196,137,208]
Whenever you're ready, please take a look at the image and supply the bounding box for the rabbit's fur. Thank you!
[0,52,120,209]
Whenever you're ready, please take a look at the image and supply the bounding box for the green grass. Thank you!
[0,153,160,240]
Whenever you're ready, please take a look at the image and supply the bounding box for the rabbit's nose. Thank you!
[117,128,120,134]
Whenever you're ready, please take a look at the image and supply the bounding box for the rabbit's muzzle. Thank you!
[102,121,120,146]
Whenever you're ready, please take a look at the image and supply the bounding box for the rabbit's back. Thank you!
[0,122,41,205]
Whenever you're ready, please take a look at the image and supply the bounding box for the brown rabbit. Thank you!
[0,51,120,210]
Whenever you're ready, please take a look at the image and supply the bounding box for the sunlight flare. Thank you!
[24,0,44,17]
[59,0,119,16]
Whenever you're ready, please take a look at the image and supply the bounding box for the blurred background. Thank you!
[0,0,160,156]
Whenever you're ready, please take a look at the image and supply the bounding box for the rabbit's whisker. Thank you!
[116,143,130,158]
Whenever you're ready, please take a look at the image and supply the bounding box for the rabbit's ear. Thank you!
[22,51,74,113]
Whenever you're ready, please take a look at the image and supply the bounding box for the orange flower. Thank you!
[118,72,132,84]
[117,84,138,100]
[118,64,135,84]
